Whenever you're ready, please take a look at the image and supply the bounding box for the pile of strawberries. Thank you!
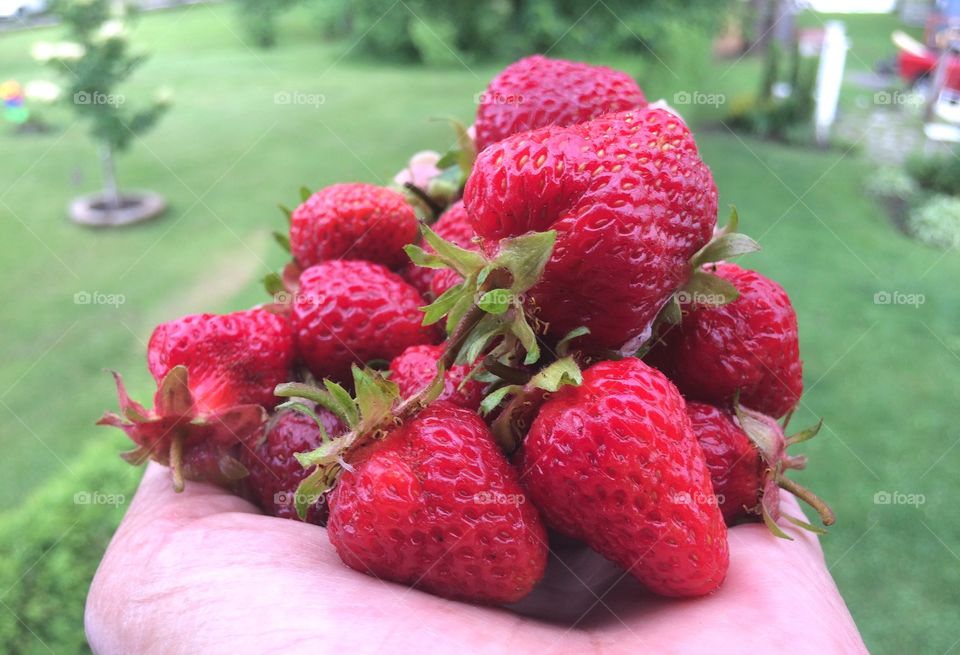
[100,55,834,604]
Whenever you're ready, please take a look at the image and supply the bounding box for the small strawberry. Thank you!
[290,183,418,270]
[401,200,478,298]
[240,405,346,524]
[685,401,833,537]
[649,262,803,418]
[464,107,718,352]
[99,308,294,490]
[292,260,438,384]
[517,357,728,598]
[474,55,647,151]
[327,400,547,604]
[388,343,484,411]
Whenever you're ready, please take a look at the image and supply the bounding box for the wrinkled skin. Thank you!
[86,464,867,655]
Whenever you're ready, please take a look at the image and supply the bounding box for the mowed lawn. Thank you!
[0,5,958,653]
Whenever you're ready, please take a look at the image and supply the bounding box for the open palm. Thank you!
[86,463,866,654]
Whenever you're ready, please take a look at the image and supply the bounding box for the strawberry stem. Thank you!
[170,432,185,493]
[778,476,835,526]
[403,182,444,221]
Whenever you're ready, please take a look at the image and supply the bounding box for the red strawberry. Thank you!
[464,107,717,352]
[292,260,438,383]
[517,358,728,597]
[474,55,647,151]
[99,308,294,489]
[685,401,834,535]
[240,405,346,524]
[290,183,418,270]
[388,343,484,410]
[401,201,478,298]
[327,401,547,604]
[649,262,803,418]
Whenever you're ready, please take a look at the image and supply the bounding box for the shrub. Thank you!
[0,436,141,654]
[866,167,918,201]
[315,0,729,65]
[905,152,960,196]
[235,0,300,48]
[908,194,960,250]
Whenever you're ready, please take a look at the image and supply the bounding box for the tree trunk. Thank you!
[100,143,121,211]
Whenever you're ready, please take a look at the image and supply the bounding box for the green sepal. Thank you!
[263,272,285,296]
[556,326,590,356]
[783,513,828,535]
[477,288,512,315]
[491,230,557,292]
[156,366,193,416]
[293,464,334,521]
[422,225,486,276]
[272,230,292,254]
[480,385,521,416]
[457,314,502,366]
[512,316,540,365]
[274,381,358,429]
[422,282,468,326]
[691,205,761,268]
[404,243,448,270]
[352,366,400,433]
[786,418,823,447]
[299,186,312,202]
[680,270,740,306]
[762,504,794,540]
[529,357,582,392]
[278,204,293,221]
[275,400,332,442]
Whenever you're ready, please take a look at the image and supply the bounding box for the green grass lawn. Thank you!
[1,5,958,654]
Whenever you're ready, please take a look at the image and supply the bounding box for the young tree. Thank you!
[34,0,169,214]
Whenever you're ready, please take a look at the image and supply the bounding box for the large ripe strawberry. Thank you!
[649,262,803,418]
[290,183,418,270]
[293,260,438,383]
[99,308,294,490]
[388,343,484,410]
[240,405,346,524]
[464,107,718,352]
[401,200,478,298]
[517,358,728,597]
[474,55,647,151]
[326,400,548,604]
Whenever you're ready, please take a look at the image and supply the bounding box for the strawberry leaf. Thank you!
[492,230,557,292]
[422,225,486,276]
[477,288,512,315]
[299,186,312,202]
[272,230,292,254]
[480,384,521,416]
[404,243,448,270]
[422,283,467,326]
[529,357,582,392]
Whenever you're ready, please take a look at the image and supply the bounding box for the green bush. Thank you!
[235,0,300,48]
[908,194,960,250]
[905,152,960,196]
[316,0,728,64]
[0,436,141,655]
[865,166,918,201]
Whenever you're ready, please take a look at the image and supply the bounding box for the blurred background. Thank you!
[1,0,958,652]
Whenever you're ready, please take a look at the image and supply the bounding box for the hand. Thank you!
[86,463,867,655]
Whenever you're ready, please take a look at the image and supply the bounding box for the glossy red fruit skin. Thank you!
[474,55,647,151]
[465,108,717,352]
[518,358,728,598]
[292,260,439,384]
[685,402,771,524]
[402,201,477,299]
[388,343,484,410]
[241,407,346,524]
[147,308,294,411]
[327,401,548,604]
[651,262,803,418]
[290,183,418,270]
